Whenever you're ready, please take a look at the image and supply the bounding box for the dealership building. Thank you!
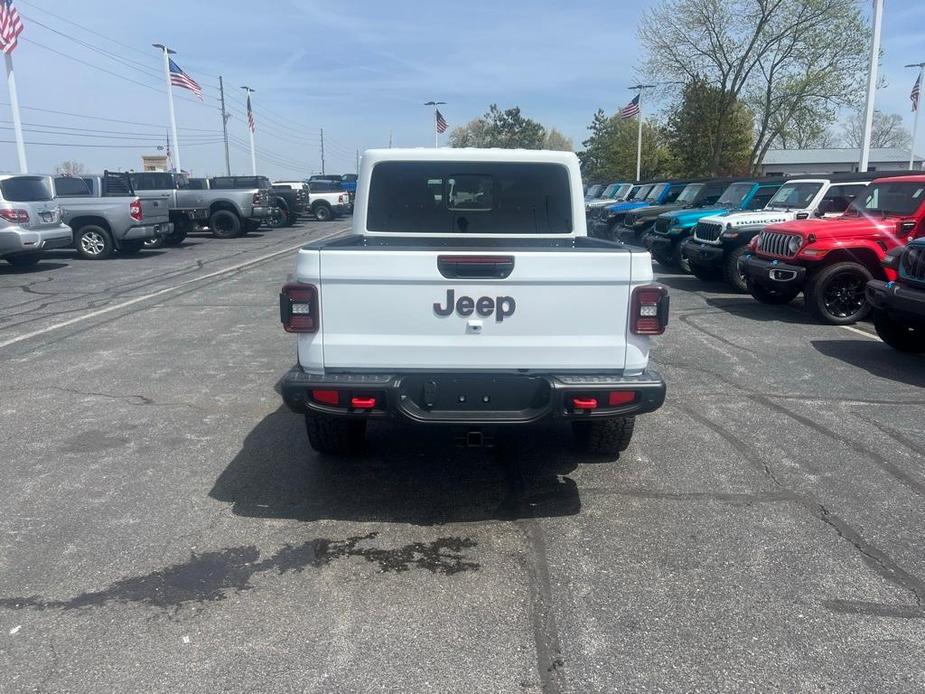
[760,147,924,176]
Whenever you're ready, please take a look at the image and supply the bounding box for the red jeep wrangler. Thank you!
[739,175,925,324]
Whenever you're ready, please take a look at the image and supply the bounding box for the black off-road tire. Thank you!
[163,224,188,246]
[747,278,800,305]
[689,262,722,282]
[804,261,873,325]
[313,203,334,222]
[75,224,114,260]
[267,207,288,229]
[671,239,691,274]
[872,310,925,352]
[209,210,243,239]
[305,412,367,456]
[5,253,42,267]
[244,219,262,233]
[572,416,636,456]
[723,245,750,293]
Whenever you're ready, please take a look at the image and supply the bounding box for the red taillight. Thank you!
[608,391,638,406]
[572,397,598,410]
[280,282,319,333]
[129,198,142,222]
[0,208,29,224]
[350,397,377,409]
[631,284,669,335]
[312,390,339,406]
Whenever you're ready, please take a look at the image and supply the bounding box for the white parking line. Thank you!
[0,227,349,350]
[839,324,881,340]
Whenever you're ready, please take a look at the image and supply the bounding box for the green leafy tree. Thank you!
[666,79,753,177]
[543,128,573,151]
[578,109,674,182]
[449,105,549,149]
[640,0,868,174]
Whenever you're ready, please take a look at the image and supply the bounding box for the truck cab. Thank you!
[279,148,668,457]
[741,175,925,325]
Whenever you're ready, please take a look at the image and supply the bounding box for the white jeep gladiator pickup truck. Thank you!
[279,149,668,456]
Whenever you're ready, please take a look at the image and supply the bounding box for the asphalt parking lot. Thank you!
[1,225,924,693]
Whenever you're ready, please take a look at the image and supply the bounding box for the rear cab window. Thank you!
[366,161,573,234]
[1,176,53,202]
[54,177,92,197]
[130,173,176,191]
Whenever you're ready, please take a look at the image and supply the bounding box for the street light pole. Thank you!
[906,62,925,170]
[3,52,27,173]
[153,43,181,172]
[629,84,655,182]
[425,100,446,148]
[859,0,884,173]
[218,76,231,176]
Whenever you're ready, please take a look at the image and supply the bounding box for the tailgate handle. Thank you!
[438,255,514,279]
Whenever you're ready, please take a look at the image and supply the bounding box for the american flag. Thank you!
[168,58,203,101]
[619,94,640,119]
[246,94,255,133]
[912,75,921,113]
[0,0,24,55]
[435,109,448,134]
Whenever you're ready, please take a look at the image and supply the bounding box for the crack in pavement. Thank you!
[6,385,202,410]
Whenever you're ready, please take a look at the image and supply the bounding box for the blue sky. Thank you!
[1,0,923,178]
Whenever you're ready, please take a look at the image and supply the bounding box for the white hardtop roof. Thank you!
[363,147,579,166]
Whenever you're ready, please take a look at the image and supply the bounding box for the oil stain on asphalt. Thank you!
[0,533,479,612]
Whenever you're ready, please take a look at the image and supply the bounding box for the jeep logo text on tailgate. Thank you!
[434,289,516,322]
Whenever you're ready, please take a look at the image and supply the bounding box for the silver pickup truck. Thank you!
[54,172,172,259]
[0,174,72,267]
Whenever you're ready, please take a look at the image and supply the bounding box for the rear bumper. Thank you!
[867,280,925,326]
[123,221,172,241]
[0,224,72,255]
[250,205,272,219]
[683,239,724,267]
[281,368,666,425]
[740,254,807,288]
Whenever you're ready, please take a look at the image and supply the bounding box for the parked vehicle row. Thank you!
[0,170,353,266]
[586,171,925,351]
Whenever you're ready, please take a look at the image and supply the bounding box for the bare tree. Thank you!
[640,0,868,174]
[55,160,86,176]
[543,128,573,151]
[842,108,913,149]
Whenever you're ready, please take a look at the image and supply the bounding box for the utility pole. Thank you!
[153,43,181,172]
[4,52,27,172]
[859,0,884,172]
[388,130,392,148]
[355,148,359,174]
[320,128,325,175]
[241,86,256,175]
[628,84,655,182]
[906,62,925,170]
[425,100,446,147]
[218,76,231,176]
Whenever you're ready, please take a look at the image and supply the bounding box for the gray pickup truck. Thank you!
[129,172,272,240]
[54,172,172,259]
[0,174,72,267]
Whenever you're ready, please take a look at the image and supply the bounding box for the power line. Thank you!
[0,103,219,132]
[0,139,224,149]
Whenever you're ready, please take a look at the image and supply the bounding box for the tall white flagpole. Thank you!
[859,0,883,173]
[4,52,27,173]
[154,44,182,173]
[242,86,256,175]
[908,64,924,170]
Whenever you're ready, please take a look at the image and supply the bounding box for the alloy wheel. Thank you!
[80,230,106,256]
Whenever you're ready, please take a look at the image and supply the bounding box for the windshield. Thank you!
[851,182,925,217]
[601,183,620,198]
[1,176,53,202]
[717,183,754,208]
[367,161,572,234]
[629,185,652,201]
[645,183,667,202]
[674,183,704,205]
[766,182,823,210]
[585,184,604,199]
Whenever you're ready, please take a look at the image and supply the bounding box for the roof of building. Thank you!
[762,147,923,165]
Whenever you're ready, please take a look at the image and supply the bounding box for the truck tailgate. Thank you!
[308,245,637,371]
[139,196,170,224]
